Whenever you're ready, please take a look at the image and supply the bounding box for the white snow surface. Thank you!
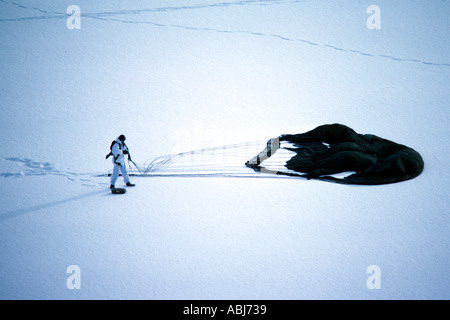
[0,0,449,299]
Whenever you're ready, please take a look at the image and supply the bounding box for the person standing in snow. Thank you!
[108,134,135,189]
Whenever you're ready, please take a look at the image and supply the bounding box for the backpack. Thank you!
[105,140,119,159]
[105,140,129,160]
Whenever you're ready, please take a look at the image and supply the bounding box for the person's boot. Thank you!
[110,184,115,189]
[126,182,135,187]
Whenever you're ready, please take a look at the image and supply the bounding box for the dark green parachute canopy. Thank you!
[275,123,424,185]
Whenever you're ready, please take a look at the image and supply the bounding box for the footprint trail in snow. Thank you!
[0,157,108,189]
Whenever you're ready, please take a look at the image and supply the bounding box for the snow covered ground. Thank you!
[0,0,448,299]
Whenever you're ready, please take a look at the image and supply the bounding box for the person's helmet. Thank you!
[118,134,126,142]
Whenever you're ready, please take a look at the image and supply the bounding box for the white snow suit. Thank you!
[110,137,130,185]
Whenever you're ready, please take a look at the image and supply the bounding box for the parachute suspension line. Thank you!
[128,138,299,178]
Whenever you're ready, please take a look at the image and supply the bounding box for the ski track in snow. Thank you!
[0,0,304,17]
[0,0,448,67]
[0,157,107,188]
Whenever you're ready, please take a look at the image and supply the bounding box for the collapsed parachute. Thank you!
[124,124,424,185]
[246,123,424,185]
